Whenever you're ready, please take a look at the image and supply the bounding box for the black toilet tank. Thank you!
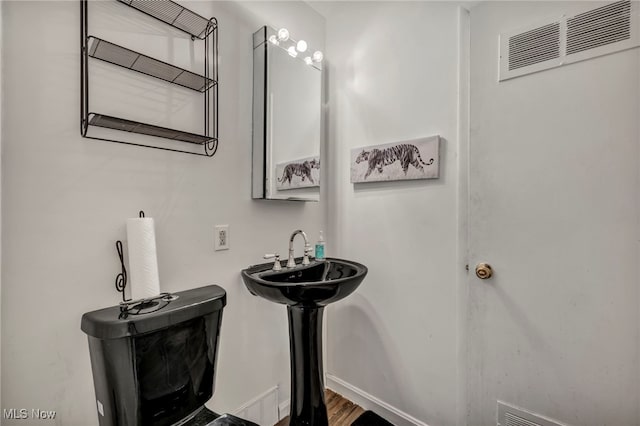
[81,285,227,426]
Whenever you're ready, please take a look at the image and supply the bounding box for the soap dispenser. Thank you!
[315,231,325,260]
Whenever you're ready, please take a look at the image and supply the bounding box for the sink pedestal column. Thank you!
[287,306,328,426]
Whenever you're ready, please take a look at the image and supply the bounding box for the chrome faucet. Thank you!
[287,229,313,268]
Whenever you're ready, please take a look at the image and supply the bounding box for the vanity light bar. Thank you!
[268,27,323,66]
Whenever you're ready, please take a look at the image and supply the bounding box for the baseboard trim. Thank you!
[232,385,278,414]
[325,374,430,426]
[278,400,290,421]
[232,386,279,426]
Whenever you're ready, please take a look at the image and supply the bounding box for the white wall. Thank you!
[1,1,323,424]
[322,3,463,425]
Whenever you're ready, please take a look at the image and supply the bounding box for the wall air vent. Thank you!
[499,0,639,81]
[567,0,634,58]
[498,402,567,426]
[508,23,561,71]
[567,0,631,54]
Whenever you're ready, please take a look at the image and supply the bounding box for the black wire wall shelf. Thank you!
[88,113,218,151]
[87,37,216,92]
[81,0,219,157]
[116,0,215,40]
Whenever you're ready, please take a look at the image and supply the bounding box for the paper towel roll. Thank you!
[126,217,161,300]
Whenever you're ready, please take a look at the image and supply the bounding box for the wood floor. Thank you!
[274,389,364,426]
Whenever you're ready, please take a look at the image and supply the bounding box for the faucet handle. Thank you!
[302,244,314,265]
[263,253,282,271]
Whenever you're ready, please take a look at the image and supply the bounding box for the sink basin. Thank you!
[241,257,368,306]
[241,256,367,426]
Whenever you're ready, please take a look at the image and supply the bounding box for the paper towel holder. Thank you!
[114,210,180,314]
[118,293,178,318]
[113,210,145,302]
[115,240,128,302]
[115,237,179,316]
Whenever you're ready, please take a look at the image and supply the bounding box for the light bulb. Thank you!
[304,56,313,65]
[296,40,308,52]
[287,46,298,57]
[268,35,279,45]
[277,28,290,42]
[312,50,323,63]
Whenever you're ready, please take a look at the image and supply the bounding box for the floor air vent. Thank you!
[498,402,568,426]
[499,0,639,81]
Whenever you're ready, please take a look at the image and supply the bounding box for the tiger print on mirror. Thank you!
[275,156,321,190]
[350,136,440,183]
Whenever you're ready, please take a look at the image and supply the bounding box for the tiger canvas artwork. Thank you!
[275,156,321,190]
[350,136,440,183]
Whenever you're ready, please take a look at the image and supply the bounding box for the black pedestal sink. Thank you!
[241,258,367,426]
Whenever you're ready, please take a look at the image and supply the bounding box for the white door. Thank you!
[467,2,640,425]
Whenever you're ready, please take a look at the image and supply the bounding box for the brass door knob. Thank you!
[475,263,493,279]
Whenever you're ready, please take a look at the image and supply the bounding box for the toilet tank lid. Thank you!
[81,285,227,339]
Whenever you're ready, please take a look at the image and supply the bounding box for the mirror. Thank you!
[252,26,322,201]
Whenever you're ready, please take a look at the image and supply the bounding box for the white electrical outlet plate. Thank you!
[215,225,230,251]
